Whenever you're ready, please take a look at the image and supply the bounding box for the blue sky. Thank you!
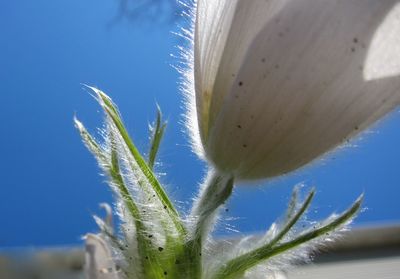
[1,0,399,248]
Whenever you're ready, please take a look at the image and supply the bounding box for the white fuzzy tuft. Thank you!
[174,0,207,160]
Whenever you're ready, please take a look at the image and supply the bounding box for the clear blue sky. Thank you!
[1,0,399,248]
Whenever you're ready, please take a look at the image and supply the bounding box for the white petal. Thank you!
[364,3,400,80]
[196,0,289,143]
[194,0,238,142]
[206,1,289,138]
[205,0,400,179]
[85,234,120,279]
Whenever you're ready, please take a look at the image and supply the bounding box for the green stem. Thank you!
[183,171,234,279]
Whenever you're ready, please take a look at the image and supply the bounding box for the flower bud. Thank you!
[190,0,400,179]
[84,234,119,279]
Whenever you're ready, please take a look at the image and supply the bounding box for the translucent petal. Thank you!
[206,0,289,141]
[194,0,238,142]
[196,0,291,143]
[205,0,400,179]
[364,3,400,80]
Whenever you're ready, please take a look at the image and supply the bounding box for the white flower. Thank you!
[188,0,400,179]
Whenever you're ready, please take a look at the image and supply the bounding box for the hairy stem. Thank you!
[183,170,234,279]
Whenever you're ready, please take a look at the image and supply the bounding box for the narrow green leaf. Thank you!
[270,188,315,248]
[88,86,186,237]
[74,117,107,164]
[148,105,167,170]
[109,136,166,278]
[75,117,143,233]
[213,194,363,279]
[76,116,166,277]
[74,117,141,227]
[109,136,141,223]
[285,186,300,221]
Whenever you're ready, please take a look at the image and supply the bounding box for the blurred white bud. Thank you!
[189,0,400,179]
[84,234,119,279]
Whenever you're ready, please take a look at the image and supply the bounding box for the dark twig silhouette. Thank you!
[115,0,189,24]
